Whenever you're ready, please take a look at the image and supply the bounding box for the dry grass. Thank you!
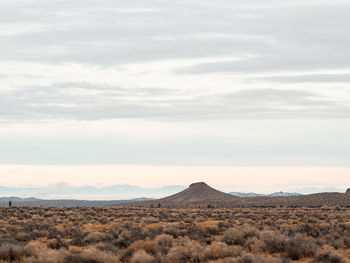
[0,206,349,262]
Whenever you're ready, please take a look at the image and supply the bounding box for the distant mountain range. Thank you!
[0,183,347,204]
[1,182,349,207]
[230,191,301,197]
[0,184,186,200]
[0,197,153,207]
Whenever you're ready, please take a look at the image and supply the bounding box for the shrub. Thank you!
[64,247,119,263]
[167,238,202,263]
[115,230,133,248]
[327,235,343,249]
[237,253,256,263]
[129,240,156,255]
[0,242,27,261]
[204,225,219,236]
[318,223,331,234]
[285,234,317,260]
[144,225,163,240]
[48,237,68,250]
[316,246,346,263]
[201,241,235,260]
[130,250,155,263]
[47,228,62,239]
[222,228,245,246]
[163,225,180,238]
[24,241,67,263]
[260,231,286,253]
[154,234,173,254]
[84,231,106,244]
[343,236,350,248]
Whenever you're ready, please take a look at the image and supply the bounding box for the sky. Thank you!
[1,0,350,193]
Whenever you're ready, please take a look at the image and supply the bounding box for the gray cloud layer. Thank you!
[1,0,350,121]
[254,74,350,83]
[1,0,349,68]
[1,82,349,121]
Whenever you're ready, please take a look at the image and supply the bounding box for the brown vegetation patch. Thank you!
[0,206,349,262]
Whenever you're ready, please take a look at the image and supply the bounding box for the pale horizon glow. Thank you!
[1,164,349,194]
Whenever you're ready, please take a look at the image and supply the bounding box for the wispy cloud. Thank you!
[1,1,349,67]
[253,73,350,83]
[1,0,350,167]
[1,0,349,122]
[1,82,349,121]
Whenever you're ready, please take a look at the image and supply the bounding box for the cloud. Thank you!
[175,52,350,74]
[252,73,350,83]
[1,81,348,121]
[0,0,349,122]
[1,0,350,169]
[1,0,349,69]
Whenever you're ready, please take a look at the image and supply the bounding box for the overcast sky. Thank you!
[1,0,350,189]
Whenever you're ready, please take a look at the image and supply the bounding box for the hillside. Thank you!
[230,191,301,197]
[129,182,240,207]
[125,182,350,208]
[238,192,350,207]
[160,182,237,202]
